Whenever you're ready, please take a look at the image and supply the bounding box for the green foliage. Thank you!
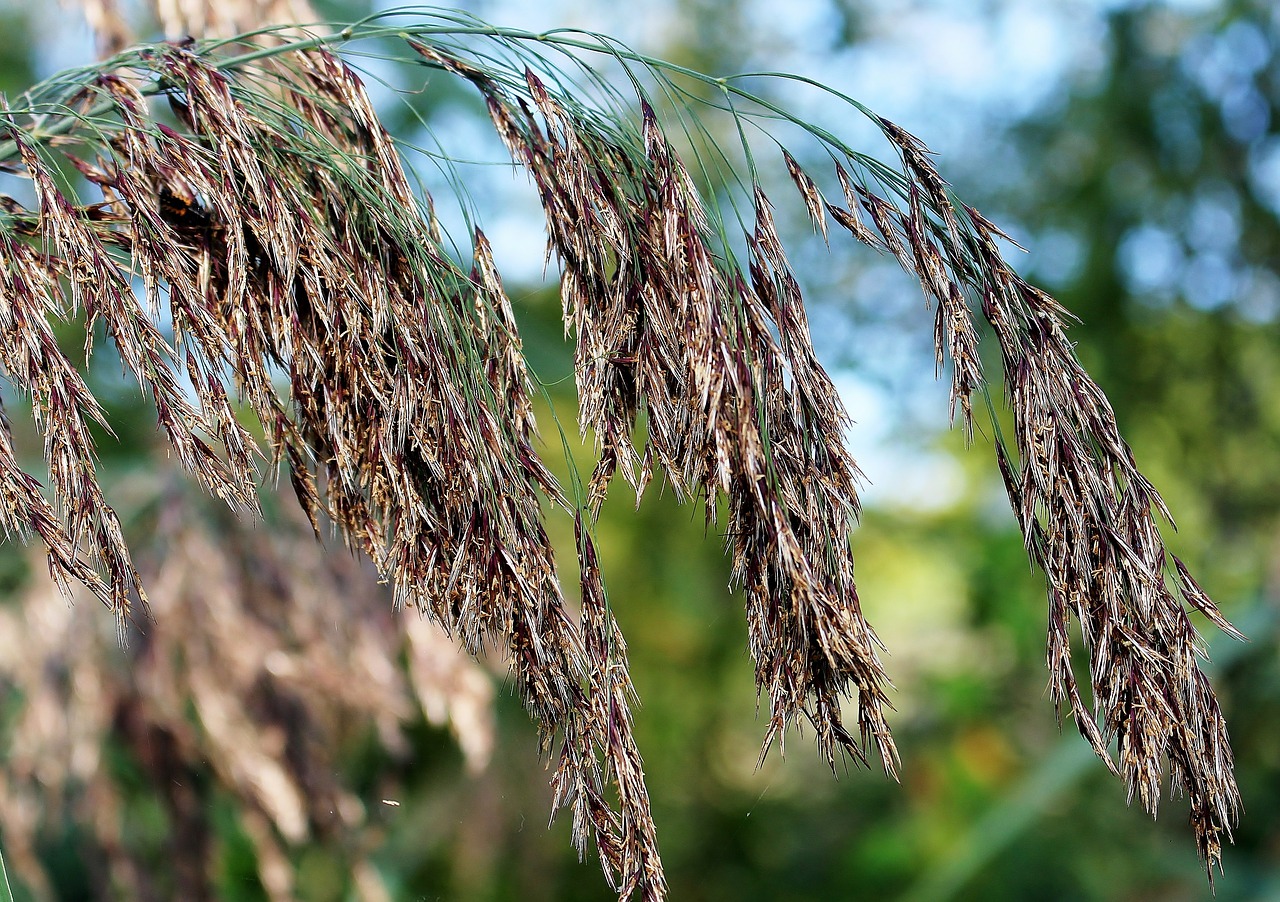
[0,2,1277,900]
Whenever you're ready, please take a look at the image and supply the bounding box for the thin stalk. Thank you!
[0,845,12,902]
[0,8,1244,892]
[0,14,910,190]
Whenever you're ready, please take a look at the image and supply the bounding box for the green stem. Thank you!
[0,843,14,902]
[0,6,909,196]
[221,18,912,190]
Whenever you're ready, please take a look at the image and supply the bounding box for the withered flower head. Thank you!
[0,13,1243,898]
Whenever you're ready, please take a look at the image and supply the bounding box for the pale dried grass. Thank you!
[0,478,493,900]
[0,12,1244,897]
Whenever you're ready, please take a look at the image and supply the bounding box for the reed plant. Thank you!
[0,6,1242,897]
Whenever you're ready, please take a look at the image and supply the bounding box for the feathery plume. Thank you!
[0,12,1243,894]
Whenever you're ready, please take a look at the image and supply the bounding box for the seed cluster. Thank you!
[0,483,494,900]
[0,19,1244,897]
[857,120,1241,875]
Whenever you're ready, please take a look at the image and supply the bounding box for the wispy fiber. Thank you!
[852,121,1242,875]
[0,8,1243,896]
[432,50,897,780]
[71,0,319,56]
[0,479,495,901]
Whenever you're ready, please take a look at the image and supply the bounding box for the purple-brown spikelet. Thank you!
[863,122,1241,875]
[0,14,1245,897]
[450,57,899,780]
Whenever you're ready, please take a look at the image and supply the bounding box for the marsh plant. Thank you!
[0,4,1243,898]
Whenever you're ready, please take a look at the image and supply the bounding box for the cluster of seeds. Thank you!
[0,15,1243,896]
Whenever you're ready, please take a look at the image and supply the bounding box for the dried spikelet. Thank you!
[0,37,664,897]
[71,0,133,57]
[447,57,898,782]
[0,479,494,900]
[152,0,317,41]
[783,148,828,241]
[827,160,884,249]
[901,183,982,430]
[865,120,1242,876]
[0,18,1244,896]
[68,0,321,58]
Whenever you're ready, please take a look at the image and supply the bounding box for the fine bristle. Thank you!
[0,12,1244,897]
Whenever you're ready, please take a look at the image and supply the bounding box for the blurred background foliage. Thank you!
[0,0,1277,899]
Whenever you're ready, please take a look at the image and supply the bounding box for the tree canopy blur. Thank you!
[0,1,1276,901]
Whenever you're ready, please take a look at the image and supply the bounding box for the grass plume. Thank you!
[0,7,1244,895]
